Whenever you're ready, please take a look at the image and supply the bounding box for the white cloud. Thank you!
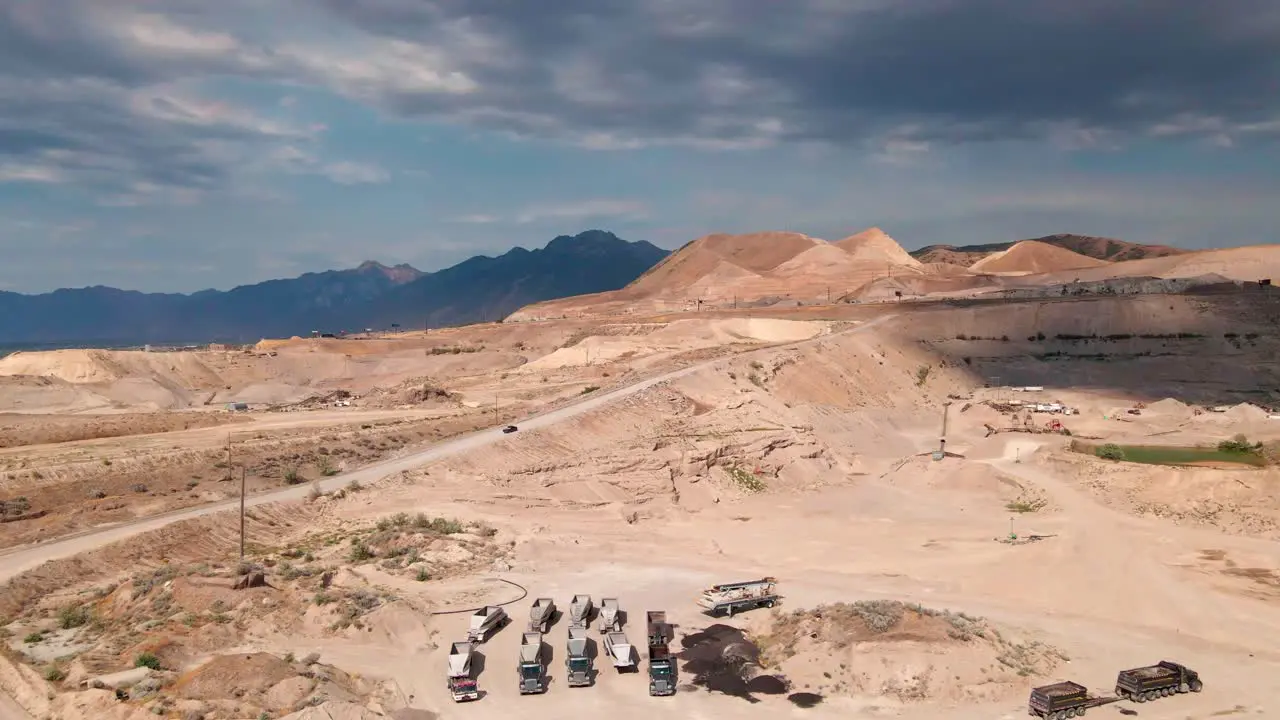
[321,161,390,185]
[514,199,649,225]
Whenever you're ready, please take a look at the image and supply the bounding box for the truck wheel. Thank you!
[1134,692,1145,703]
[1179,682,1189,693]
[1077,707,1087,716]
[1190,679,1202,692]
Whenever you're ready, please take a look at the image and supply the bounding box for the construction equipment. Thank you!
[528,597,556,633]
[517,632,546,694]
[446,641,480,702]
[646,610,677,696]
[1027,681,1119,718]
[598,597,621,632]
[1115,661,1202,702]
[697,577,780,617]
[467,605,509,643]
[565,627,594,687]
[603,631,635,670]
[569,594,593,629]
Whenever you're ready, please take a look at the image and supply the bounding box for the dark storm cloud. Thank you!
[316,0,1280,146]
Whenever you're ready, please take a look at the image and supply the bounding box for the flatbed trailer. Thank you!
[1027,681,1119,719]
[697,577,780,617]
[1115,660,1202,702]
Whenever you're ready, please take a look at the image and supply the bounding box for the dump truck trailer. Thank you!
[598,597,621,632]
[565,627,594,687]
[569,594,594,629]
[467,605,509,643]
[646,611,676,697]
[603,631,635,670]
[697,577,780,617]
[1027,681,1118,718]
[446,641,480,702]
[528,597,556,633]
[1115,661,1202,702]
[517,632,547,694]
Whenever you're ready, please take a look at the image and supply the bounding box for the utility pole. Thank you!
[239,466,246,561]
[939,401,951,455]
[225,433,232,482]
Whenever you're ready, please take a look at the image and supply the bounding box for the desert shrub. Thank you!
[1006,498,1047,513]
[1095,444,1125,461]
[43,664,66,682]
[1218,434,1260,454]
[23,632,43,644]
[726,466,765,493]
[134,652,162,670]
[283,466,303,485]
[914,365,931,386]
[416,568,431,582]
[580,385,600,394]
[57,604,91,629]
[851,599,906,633]
[348,543,375,562]
[316,456,338,477]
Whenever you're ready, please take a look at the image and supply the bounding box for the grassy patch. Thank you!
[726,465,766,493]
[1005,498,1047,513]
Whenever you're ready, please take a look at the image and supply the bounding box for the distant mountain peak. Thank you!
[354,260,423,284]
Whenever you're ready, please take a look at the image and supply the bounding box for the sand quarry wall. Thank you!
[888,294,1280,402]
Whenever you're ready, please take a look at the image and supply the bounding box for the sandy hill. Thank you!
[970,240,1111,274]
[511,227,933,319]
[912,234,1187,266]
[1034,244,1280,285]
[833,227,922,267]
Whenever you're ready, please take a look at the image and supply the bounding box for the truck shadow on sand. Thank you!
[677,624,822,708]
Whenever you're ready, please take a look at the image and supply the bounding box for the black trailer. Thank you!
[1115,660,1202,702]
[1027,681,1120,719]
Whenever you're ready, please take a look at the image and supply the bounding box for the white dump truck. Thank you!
[603,631,635,670]
[447,641,480,702]
[467,605,509,643]
[565,627,594,687]
[697,577,781,617]
[569,594,593,630]
[598,597,621,632]
[528,597,556,633]
[517,632,547,694]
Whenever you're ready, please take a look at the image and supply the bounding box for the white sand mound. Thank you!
[1145,398,1194,421]
[971,240,1109,274]
[833,227,922,267]
[1223,403,1268,422]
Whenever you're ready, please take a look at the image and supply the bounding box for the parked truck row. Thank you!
[1029,660,1203,719]
[448,579,783,702]
[445,594,680,701]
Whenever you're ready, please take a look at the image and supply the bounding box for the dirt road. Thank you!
[0,314,894,585]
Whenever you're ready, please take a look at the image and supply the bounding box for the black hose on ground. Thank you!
[429,577,528,616]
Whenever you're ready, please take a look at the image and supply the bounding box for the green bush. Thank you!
[134,652,162,670]
[1095,444,1126,461]
[57,604,91,630]
[1218,434,1260,454]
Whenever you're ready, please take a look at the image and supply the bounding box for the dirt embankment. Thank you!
[1,500,505,719]
[0,413,492,548]
[0,411,251,449]
[752,601,1066,704]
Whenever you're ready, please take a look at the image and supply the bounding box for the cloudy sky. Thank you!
[1,0,1278,293]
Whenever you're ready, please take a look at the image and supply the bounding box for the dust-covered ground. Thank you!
[2,304,1279,719]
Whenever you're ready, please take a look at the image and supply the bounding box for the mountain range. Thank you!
[0,230,669,346]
